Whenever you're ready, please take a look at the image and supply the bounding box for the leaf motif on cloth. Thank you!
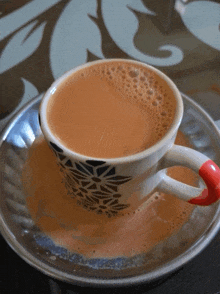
[102,0,184,66]
[0,21,46,74]
[175,0,220,51]
[50,0,104,79]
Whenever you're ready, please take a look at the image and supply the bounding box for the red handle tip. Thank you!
[188,160,220,206]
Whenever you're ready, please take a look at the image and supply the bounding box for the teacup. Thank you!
[39,59,220,217]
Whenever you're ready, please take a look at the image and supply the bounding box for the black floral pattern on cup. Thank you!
[49,141,132,217]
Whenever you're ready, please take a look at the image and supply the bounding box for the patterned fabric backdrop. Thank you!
[0,0,220,131]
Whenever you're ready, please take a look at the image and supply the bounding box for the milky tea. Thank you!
[46,60,177,158]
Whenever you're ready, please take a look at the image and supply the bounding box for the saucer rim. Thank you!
[0,93,220,287]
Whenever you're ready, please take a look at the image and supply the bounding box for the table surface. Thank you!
[1,1,220,293]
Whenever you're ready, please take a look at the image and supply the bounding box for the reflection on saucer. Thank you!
[22,132,196,259]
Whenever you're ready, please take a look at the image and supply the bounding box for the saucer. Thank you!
[0,94,220,287]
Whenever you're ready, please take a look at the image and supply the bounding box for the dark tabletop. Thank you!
[1,1,220,293]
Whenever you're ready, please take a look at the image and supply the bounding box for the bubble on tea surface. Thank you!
[168,113,172,118]
[157,95,163,101]
[161,111,167,116]
[129,69,139,78]
[144,71,149,77]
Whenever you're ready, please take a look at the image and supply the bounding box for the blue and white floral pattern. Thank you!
[0,0,219,125]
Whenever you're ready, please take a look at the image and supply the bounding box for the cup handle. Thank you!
[157,144,220,206]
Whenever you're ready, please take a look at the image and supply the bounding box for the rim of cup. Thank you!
[40,59,183,164]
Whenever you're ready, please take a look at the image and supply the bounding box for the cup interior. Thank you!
[39,59,184,163]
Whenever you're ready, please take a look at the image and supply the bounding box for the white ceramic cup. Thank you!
[39,59,220,217]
